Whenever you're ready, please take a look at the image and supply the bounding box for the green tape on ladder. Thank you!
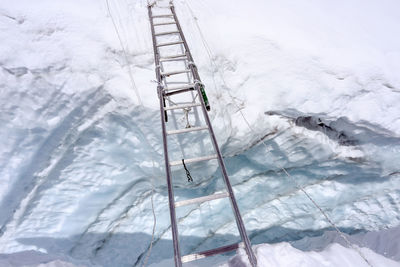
[200,84,210,111]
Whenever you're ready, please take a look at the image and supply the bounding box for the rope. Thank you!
[182,159,194,182]
[184,1,373,266]
[105,0,143,106]
[141,175,157,267]
[140,113,158,267]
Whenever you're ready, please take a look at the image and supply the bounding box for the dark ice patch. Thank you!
[295,116,357,146]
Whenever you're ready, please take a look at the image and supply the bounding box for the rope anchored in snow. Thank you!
[182,159,193,182]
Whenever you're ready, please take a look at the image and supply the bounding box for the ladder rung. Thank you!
[167,126,208,135]
[170,154,218,166]
[161,70,190,77]
[164,103,201,111]
[159,57,187,63]
[152,5,170,9]
[155,31,180,36]
[164,88,194,97]
[152,14,174,18]
[160,54,186,60]
[181,243,242,263]
[165,84,195,91]
[154,21,176,26]
[165,81,190,84]
[175,192,229,207]
[157,41,184,47]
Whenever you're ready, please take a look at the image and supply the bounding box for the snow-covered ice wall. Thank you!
[0,0,400,266]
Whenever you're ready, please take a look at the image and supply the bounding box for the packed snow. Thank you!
[0,0,399,266]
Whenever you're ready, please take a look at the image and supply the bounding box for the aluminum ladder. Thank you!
[148,2,257,266]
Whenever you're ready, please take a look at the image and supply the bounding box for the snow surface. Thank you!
[1,0,400,266]
[227,242,399,267]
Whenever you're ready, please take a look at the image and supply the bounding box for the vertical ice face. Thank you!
[1,0,400,266]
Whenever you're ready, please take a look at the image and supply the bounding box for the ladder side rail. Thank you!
[170,5,200,82]
[148,6,162,84]
[148,5,182,267]
[194,83,257,267]
[148,5,169,122]
[170,3,257,267]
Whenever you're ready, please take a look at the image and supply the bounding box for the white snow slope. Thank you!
[0,0,400,266]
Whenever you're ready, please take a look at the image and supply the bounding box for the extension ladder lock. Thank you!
[148,2,257,266]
